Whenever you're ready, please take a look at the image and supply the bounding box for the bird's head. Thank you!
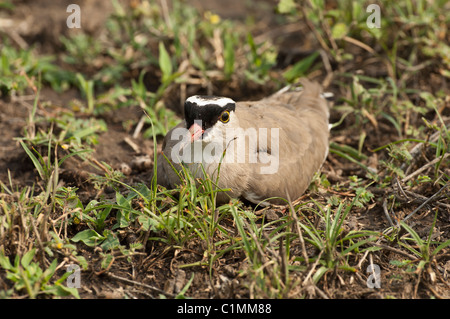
[184,95,236,143]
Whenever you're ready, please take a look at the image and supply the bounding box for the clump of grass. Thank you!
[0,155,86,298]
[0,248,80,299]
[0,40,74,97]
[295,196,380,283]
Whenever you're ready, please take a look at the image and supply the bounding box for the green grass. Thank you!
[0,0,449,299]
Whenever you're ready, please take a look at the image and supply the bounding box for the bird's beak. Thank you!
[189,122,204,142]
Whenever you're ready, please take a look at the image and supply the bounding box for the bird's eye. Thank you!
[220,111,230,123]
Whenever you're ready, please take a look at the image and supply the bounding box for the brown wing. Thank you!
[234,79,330,204]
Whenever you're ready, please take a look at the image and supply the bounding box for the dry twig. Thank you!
[107,272,176,298]
[403,183,449,222]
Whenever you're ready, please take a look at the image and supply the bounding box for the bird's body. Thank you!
[156,79,330,205]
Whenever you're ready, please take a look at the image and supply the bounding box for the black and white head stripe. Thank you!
[184,95,236,130]
[185,95,235,107]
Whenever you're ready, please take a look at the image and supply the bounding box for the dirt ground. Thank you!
[0,0,449,299]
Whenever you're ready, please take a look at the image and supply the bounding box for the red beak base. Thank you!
[189,123,204,142]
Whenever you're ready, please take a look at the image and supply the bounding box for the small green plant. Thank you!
[0,249,79,298]
[0,41,74,95]
[60,33,103,68]
[348,176,375,207]
[232,206,295,298]
[132,49,181,137]
[19,123,97,185]
[296,197,380,283]
[76,73,95,114]
[245,33,278,84]
[0,44,30,96]
[329,140,378,181]
[283,52,320,83]
[142,163,228,247]
[398,211,450,274]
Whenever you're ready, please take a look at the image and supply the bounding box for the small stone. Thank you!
[120,163,132,175]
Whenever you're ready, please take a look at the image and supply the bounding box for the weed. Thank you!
[399,211,450,273]
[296,197,380,283]
[0,248,79,298]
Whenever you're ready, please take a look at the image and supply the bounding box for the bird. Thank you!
[156,78,331,206]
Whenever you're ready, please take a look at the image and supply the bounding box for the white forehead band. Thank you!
[186,95,235,107]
